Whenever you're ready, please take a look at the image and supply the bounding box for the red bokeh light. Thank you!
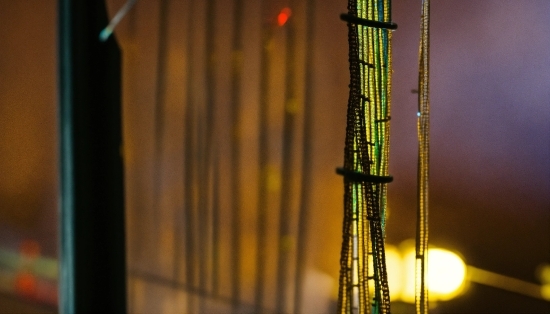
[277,7,292,26]
[15,272,37,297]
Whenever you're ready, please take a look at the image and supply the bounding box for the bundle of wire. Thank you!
[337,0,394,313]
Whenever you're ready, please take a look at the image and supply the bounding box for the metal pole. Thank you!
[58,0,126,312]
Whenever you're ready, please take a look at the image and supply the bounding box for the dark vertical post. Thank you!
[58,1,126,313]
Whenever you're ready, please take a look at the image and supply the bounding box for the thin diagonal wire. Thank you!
[415,0,430,313]
[99,0,138,41]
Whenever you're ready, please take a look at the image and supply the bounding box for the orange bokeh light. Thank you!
[277,7,292,26]
[15,272,37,297]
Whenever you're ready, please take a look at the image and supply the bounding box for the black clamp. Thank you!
[336,167,393,184]
[340,13,398,30]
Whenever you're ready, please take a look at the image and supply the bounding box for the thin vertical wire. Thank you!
[211,149,221,296]
[205,0,221,299]
[197,0,217,310]
[152,0,169,276]
[255,1,272,312]
[230,0,244,310]
[293,0,315,312]
[183,91,196,314]
[415,0,430,313]
[183,0,196,312]
[276,3,298,313]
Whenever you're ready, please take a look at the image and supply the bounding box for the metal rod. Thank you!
[58,0,126,312]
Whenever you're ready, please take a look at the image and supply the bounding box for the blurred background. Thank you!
[0,0,548,313]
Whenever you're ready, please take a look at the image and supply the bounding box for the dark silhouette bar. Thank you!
[340,13,398,30]
[58,1,126,312]
[336,167,393,184]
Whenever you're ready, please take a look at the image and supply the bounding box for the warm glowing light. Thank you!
[541,284,550,301]
[277,8,292,26]
[401,247,417,303]
[397,243,466,303]
[15,272,37,297]
[538,264,550,283]
[385,245,403,299]
[427,248,467,300]
[539,264,550,301]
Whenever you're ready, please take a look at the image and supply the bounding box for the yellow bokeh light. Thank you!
[385,245,403,299]
[401,247,418,304]
[395,242,467,303]
[427,248,467,301]
[541,285,550,301]
[537,263,550,283]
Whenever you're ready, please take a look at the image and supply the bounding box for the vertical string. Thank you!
[211,148,221,296]
[293,0,316,312]
[230,0,244,310]
[205,0,220,299]
[255,1,272,311]
[275,2,298,313]
[197,0,217,310]
[183,0,197,312]
[415,0,430,313]
[153,0,169,275]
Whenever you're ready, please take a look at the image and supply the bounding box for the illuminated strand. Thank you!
[416,0,430,313]
[338,0,394,313]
